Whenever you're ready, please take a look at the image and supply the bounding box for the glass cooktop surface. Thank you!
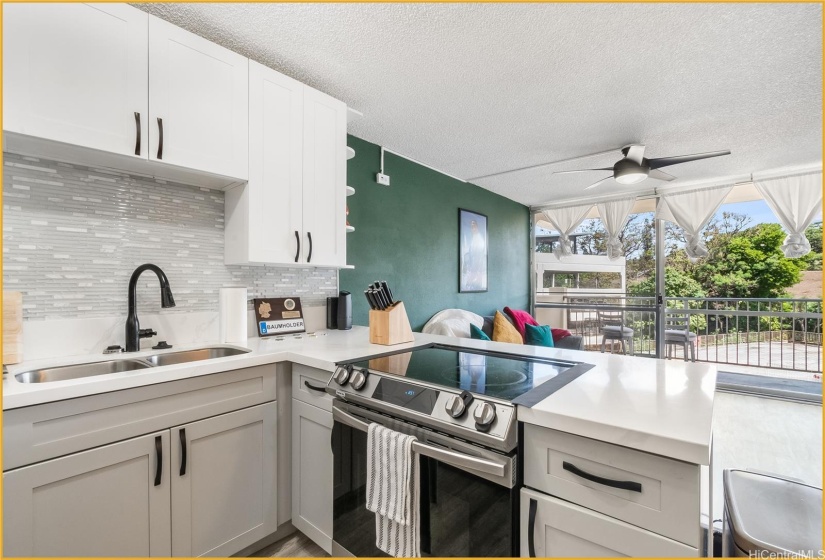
[349,344,580,401]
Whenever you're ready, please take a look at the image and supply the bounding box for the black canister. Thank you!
[336,291,352,330]
[326,296,339,329]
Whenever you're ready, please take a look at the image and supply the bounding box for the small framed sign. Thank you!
[254,297,306,337]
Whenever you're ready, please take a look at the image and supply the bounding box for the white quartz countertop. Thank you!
[2,327,715,465]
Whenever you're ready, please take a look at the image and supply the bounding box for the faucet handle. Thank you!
[139,328,157,339]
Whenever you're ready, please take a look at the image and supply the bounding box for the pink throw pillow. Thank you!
[503,307,539,341]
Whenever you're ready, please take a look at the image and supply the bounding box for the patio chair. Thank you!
[598,310,634,355]
[664,313,698,362]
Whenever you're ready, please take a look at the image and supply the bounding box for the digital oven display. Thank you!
[372,378,439,414]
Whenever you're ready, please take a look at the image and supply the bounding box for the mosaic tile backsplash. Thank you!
[3,152,338,320]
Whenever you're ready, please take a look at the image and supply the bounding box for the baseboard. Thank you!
[233,522,297,557]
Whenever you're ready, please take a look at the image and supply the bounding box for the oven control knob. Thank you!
[332,365,352,386]
[349,368,369,391]
[445,390,474,418]
[473,401,496,432]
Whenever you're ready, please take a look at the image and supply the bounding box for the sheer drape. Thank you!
[656,184,733,261]
[542,204,594,259]
[754,172,823,258]
[596,198,636,260]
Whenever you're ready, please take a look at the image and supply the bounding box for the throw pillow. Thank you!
[492,311,523,344]
[525,323,555,347]
[503,307,540,341]
[470,323,491,341]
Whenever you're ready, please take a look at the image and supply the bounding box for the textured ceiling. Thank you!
[135,3,823,207]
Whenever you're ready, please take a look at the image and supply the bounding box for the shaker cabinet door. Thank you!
[148,15,248,180]
[3,3,149,158]
[246,60,305,264]
[3,431,171,557]
[292,398,334,553]
[520,488,697,558]
[171,402,278,557]
[301,85,347,267]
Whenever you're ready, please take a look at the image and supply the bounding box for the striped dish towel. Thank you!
[366,423,420,557]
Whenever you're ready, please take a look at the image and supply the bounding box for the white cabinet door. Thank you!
[3,431,171,557]
[301,85,347,267]
[171,402,277,557]
[237,60,304,264]
[148,15,248,180]
[291,399,334,553]
[3,3,149,158]
[520,488,697,558]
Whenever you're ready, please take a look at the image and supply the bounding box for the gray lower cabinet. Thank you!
[3,401,278,558]
[291,398,333,553]
[171,402,278,556]
[521,488,696,558]
[3,430,173,557]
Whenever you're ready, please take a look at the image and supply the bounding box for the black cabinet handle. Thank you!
[304,380,327,393]
[306,231,313,263]
[134,112,141,156]
[154,435,162,486]
[294,231,300,263]
[528,497,537,557]
[179,428,187,476]
[562,461,642,493]
[156,117,164,159]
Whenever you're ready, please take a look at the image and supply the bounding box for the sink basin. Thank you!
[142,346,250,367]
[15,359,153,384]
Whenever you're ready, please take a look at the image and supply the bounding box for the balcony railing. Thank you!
[535,295,823,380]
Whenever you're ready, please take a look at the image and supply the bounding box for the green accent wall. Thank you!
[341,135,530,331]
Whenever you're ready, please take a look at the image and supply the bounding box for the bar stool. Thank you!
[598,310,634,355]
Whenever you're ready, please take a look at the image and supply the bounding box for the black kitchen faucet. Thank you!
[125,264,176,352]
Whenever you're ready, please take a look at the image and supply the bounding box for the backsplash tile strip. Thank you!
[3,152,338,320]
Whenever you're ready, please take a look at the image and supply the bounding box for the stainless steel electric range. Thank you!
[326,343,593,557]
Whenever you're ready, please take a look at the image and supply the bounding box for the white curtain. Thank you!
[754,172,823,258]
[542,204,594,259]
[656,184,734,261]
[596,198,636,260]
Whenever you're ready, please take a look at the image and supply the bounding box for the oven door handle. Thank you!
[332,406,507,478]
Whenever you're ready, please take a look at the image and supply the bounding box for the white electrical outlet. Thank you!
[376,173,391,186]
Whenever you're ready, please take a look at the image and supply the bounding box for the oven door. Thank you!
[331,401,518,557]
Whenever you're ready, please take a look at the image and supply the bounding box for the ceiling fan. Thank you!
[554,145,731,190]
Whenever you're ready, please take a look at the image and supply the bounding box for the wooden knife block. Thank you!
[369,301,414,346]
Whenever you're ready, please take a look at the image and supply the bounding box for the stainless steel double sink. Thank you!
[14,346,250,384]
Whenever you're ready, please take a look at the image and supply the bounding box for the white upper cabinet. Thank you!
[228,60,304,265]
[226,62,347,267]
[148,16,248,180]
[302,86,348,267]
[3,3,149,158]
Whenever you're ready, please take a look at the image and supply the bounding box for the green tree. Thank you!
[627,268,707,298]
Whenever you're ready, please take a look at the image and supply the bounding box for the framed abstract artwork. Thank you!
[458,209,488,293]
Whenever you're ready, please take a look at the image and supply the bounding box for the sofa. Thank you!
[421,308,585,350]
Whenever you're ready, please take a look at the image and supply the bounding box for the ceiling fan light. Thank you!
[615,171,647,185]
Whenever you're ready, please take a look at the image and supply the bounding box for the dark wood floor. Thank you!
[251,531,329,558]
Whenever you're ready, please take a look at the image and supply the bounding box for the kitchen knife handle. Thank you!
[307,231,313,263]
[365,291,375,310]
[156,117,163,160]
[381,281,394,304]
[294,231,300,263]
[134,112,141,156]
[154,435,162,486]
[179,428,187,476]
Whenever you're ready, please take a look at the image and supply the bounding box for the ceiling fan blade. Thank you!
[624,145,646,165]
[648,169,676,181]
[648,150,731,170]
[583,176,614,190]
[554,167,613,175]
